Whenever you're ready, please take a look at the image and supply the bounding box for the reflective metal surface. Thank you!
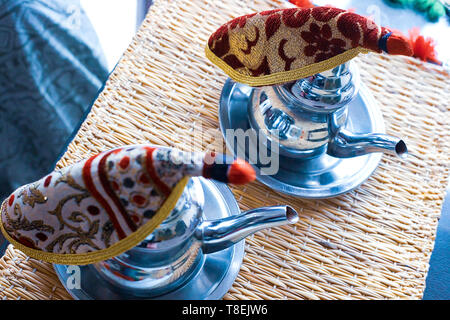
[219,78,389,198]
[329,129,407,159]
[198,205,298,254]
[93,178,205,297]
[290,62,359,111]
[247,63,357,159]
[247,62,406,160]
[54,178,244,300]
[90,183,295,297]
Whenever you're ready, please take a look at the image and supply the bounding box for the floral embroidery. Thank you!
[17,183,47,208]
[301,23,347,62]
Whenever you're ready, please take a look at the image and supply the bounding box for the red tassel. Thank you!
[408,27,441,65]
[288,0,314,8]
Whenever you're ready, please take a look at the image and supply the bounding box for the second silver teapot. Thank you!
[218,61,408,198]
[248,61,407,160]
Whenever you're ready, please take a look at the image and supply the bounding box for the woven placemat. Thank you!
[1,0,449,300]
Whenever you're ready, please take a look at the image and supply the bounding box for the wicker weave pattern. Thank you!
[1,0,449,299]
[0,246,71,300]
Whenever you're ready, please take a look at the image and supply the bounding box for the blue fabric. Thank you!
[0,0,108,200]
[423,188,450,300]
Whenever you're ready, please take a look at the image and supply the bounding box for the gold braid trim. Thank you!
[0,176,189,265]
[205,44,370,87]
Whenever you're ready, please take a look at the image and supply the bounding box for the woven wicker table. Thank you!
[1,0,449,300]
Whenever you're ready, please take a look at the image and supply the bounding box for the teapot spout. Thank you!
[327,129,408,159]
[196,206,298,254]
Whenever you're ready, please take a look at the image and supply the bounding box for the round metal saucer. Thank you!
[219,78,385,199]
[54,178,244,300]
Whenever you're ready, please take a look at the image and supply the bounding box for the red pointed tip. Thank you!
[387,32,413,56]
[227,159,256,185]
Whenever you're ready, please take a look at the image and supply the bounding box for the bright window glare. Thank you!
[80,0,137,71]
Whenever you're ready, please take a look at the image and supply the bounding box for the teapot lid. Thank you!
[0,145,255,265]
[205,6,413,87]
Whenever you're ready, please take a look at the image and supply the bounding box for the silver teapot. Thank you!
[218,61,408,198]
[248,61,407,160]
[81,178,298,298]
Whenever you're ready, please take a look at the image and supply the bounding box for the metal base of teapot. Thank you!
[219,78,385,199]
[53,178,244,300]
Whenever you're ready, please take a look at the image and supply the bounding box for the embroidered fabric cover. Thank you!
[205,6,413,86]
[0,145,255,265]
